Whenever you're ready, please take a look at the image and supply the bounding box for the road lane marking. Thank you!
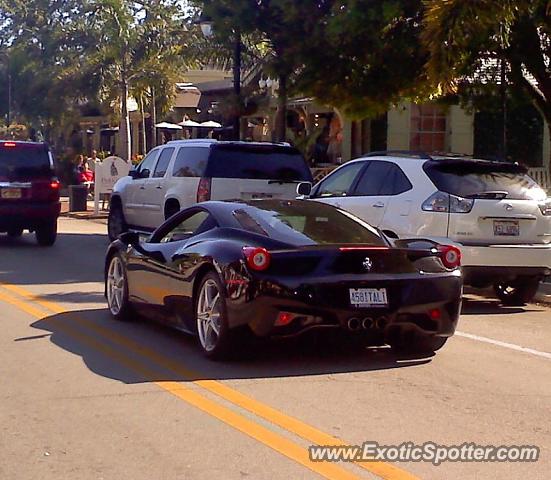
[456,331,551,360]
[0,287,364,480]
[1,282,420,480]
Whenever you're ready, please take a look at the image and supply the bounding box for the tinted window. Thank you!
[353,161,412,196]
[136,149,159,177]
[0,143,53,181]
[206,145,312,181]
[234,200,386,246]
[424,161,547,201]
[314,162,364,197]
[159,211,217,243]
[153,148,175,178]
[173,147,209,177]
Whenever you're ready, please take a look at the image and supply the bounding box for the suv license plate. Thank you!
[1,188,22,199]
[349,288,388,308]
[493,220,519,236]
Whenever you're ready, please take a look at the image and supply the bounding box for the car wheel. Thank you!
[35,221,57,246]
[195,272,234,360]
[7,228,23,238]
[106,254,133,321]
[108,203,128,241]
[494,277,541,306]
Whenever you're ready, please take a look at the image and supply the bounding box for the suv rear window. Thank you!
[424,160,547,201]
[0,143,53,181]
[206,145,312,182]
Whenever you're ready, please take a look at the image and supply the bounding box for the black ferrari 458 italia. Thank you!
[104,200,462,359]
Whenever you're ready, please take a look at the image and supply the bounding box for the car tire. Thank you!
[494,277,541,306]
[194,271,235,360]
[108,202,128,241]
[35,221,57,246]
[7,228,23,238]
[164,201,180,221]
[106,254,134,321]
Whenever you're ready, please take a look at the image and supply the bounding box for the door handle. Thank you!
[373,202,385,208]
[156,185,163,190]
[139,186,145,190]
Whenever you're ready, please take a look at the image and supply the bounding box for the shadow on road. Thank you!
[461,296,537,316]
[0,232,108,286]
[26,307,433,384]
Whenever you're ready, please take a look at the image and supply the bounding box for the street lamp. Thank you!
[199,17,241,141]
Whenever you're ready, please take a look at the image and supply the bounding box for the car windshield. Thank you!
[233,200,387,246]
[206,145,313,182]
[0,143,52,181]
[424,160,547,201]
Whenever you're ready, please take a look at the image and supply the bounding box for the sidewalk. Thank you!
[59,197,109,220]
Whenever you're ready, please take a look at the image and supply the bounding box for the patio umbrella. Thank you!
[154,122,182,130]
[199,120,222,128]
[179,119,202,127]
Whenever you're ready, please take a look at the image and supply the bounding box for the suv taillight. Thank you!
[32,178,60,201]
[422,191,474,214]
[197,177,211,202]
[539,199,551,216]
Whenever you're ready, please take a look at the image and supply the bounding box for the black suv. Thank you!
[0,141,60,246]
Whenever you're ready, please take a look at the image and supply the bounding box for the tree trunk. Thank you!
[274,74,287,142]
[139,94,147,154]
[119,77,131,161]
[150,86,157,148]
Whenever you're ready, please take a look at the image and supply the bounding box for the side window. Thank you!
[153,148,175,178]
[389,165,413,195]
[172,147,209,177]
[159,211,217,243]
[314,162,365,197]
[353,161,394,196]
[137,149,160,177]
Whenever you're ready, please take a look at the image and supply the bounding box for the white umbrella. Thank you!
[199,120,222,128]
[179,119,202,127]
[155,121,183,130]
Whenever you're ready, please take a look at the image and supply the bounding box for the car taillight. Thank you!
[50,180,60,190]
[539,199,551,216]
[3,142,16,147]
[242,247,271,271]
[437,245,461,269]
[197,177,211,202]
[422,191,473,213]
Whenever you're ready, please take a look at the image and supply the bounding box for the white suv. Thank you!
[109,140,312,239]
[309,152,551,305]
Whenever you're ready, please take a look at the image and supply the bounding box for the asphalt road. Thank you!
[1,217,550,480]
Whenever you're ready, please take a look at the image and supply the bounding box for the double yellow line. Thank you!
[0,282,419,480]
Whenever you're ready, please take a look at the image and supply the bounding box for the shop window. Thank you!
[410,104,447,152]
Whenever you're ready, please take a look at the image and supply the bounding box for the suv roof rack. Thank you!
[166,139,217,145]
[365,150,433,160]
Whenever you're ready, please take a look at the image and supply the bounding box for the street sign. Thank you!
[94,156,130,214]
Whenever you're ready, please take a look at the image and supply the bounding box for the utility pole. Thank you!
[232,29,242,141]
[6,51,11,127]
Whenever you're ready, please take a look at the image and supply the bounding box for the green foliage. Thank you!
[423,0,551,125]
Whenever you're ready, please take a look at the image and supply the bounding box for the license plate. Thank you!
[493,220,519,236]
[242,192,273,200]
[349,288,388,308]
[1,188,22,199]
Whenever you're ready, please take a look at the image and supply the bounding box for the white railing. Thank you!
[529,167,551,194]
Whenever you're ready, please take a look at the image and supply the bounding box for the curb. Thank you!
[535,282,551,305]
[60,211,108,220]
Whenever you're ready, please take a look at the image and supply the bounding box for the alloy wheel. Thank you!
[196,279,222,352]
[107,256,126,315]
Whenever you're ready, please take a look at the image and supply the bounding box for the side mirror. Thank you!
[296,182,312,197]
[129,169,139,179]
[119,231,140,245]
[140,168,151,179]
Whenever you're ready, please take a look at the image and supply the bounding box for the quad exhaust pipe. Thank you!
[347,316,389,332]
